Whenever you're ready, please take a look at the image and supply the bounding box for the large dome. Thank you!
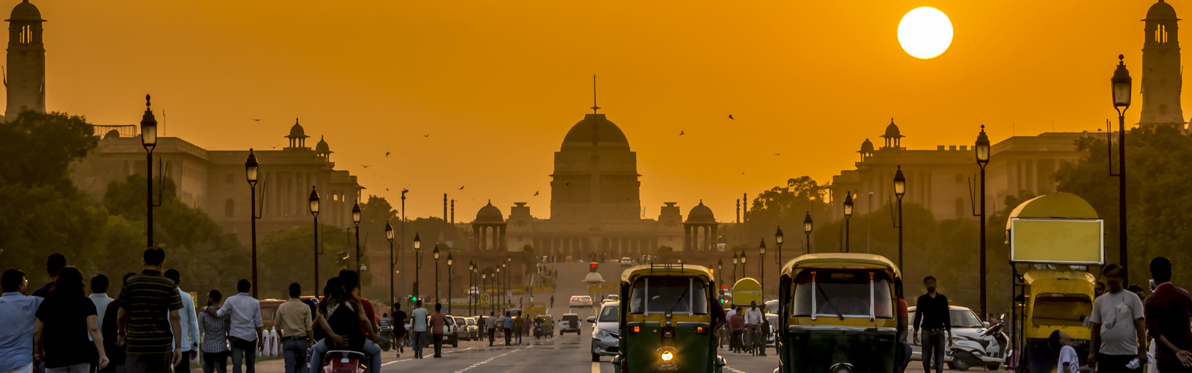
[686,201,716,223]
[1147,0,1178,20]
[883,118,903,139]
[288,119,308,139]
[561,114,630,150]
[9,1,41,21]
[474,201,504,223]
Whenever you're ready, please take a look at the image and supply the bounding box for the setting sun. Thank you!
[898,7,954,59]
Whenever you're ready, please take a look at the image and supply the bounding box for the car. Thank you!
[559,313,582,335]
[588,302,620,361]
[422,314,460,348]
[765,313,779,347]
[604,294,619,303]
[453,316,469,341]
[620,257,633,267]
[569,295,594,308]
[907,305,988,368]
[465,316,479,340]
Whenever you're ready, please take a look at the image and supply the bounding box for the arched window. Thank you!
[19,25,30,44]
[225,199,235,218]
[1157,25,1169,44]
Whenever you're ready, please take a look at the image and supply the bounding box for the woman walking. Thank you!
[34,267,109,373]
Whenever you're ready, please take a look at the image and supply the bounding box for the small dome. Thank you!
[1147,0,1178,20]
[883,118,903,139]
[315,136,330,153]
[685,200,716,223]
[103,129,120,139]
[859,138,875,153]
[474,201,504,223]
[561,114,630,150]
[9,1,41,21]
[288,119,308,139]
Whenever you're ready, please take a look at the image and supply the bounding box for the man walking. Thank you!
[502,311,513,346]
[409,300,428,359]
[1089,264,1147,373]
[744,301,764,356]
[164,270,199,373]
[116,248,184,373]
[275,283,312,373]
[89,275,114,332]
[729,307,744,353]
[913,276,952,373]
[486,312,497,347]
[212,280,262,373]
[32,254,66,298]
[391,302,407,358]
[430,303,446,358]
[197,291,229,373]
[1145,257,1192,373]
[0,269,43,373]
[513,313,524,345]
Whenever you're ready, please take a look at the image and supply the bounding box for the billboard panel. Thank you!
[1010,218,1104,265]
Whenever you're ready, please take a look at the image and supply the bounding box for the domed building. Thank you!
[4,0,47,120]
[1140,0,1186,127]
[550,113,641,221]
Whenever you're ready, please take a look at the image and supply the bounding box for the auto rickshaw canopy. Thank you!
[780,253,901,279]
[620,263,714,284]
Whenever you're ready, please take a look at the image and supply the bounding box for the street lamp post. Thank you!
[740,251,747,278]
[434,245,441,303]
[1110,54,1132,284]
[309,187,320,296]
[804,212,813,254]
[400,190,407,301]
[893,166,906,270]
[975,126,991,317]
[758,239,767,294]
[447,253,454,313]
[469,261,476,316]
[140,95,158,247]
[775,226,784,267]
[732,253,739,284]
[495,266,501,312]
[501,262,507,308]
[482,271,488,314]
[413,233,422,300]
[245,150,261,298]
[386,222,395,312]
[352,202,362,272]
[717,259,724,300]
[843,191,854,252]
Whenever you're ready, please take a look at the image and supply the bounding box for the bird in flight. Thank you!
[775,153,781,156]
[361,164,370,168]
[251,118,261,122]
[459,186,465,190]
[679,131,685,136]
[533,191,539,196]
[385,152,390,157]
[565,182,570,186]
[728,115,734,120]
[268,144,280,149]
[424,134,430,138]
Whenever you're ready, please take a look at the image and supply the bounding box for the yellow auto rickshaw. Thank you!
[776,253,903,373]
[1013,269,1095,373]
[611,264,727,373]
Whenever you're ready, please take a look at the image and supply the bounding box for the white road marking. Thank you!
[724,366,749,373]
[380,346,475,366]
[451,347,524,373]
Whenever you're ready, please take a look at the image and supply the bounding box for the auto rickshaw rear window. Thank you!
[628,277,709,315]
[1031,293,1092,327]
[790,270,894,319]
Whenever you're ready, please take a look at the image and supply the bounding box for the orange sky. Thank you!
[38,0,1173,220]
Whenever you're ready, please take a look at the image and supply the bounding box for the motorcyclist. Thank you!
[308,278,380,373]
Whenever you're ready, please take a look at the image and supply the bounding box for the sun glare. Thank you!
[897,7,953,59]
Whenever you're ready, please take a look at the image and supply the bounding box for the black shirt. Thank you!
[393,310,407,336]
[326,303,365,351]
[102,300,124,365]
[914,293,951,330]
[36,295,98,368]
[31,281,53,298]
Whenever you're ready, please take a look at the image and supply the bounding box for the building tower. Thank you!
[5,0,45,119]
[1140,0,1184,127]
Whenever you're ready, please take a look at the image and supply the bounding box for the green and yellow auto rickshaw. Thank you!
[776,253,903,373]
[611,264,727,373]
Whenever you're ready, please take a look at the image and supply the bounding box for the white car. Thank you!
[620,257,633,267]
[907,305,988,368]
[569,295,594,308]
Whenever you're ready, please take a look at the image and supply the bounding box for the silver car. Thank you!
[589,302,620,361]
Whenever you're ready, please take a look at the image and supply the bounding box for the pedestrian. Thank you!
[0,269,44,373]
[34,267,109,373]
[100,273,136,373]
[729,307,744,353]
[32,253,66,298]
[1089,264,1148,373]
[89,275,114,332]
[430,303,446,358]
[334,271,381,372]
[1144,257,1192,373]
[275,283,312,373]
[523,313,533,341]
[744,301,764,355]
[503,312,513,346]
[913,276,952,373]
[116,247,184,373]
[163,270,199,373]
[549,295,554,310]
[513,313,524,345]
[378,313,390,346]
[197,290,229,373]
[391,302,407,358]
[1052,330,1091,373]
[722,306,737,349]
[208,280,262,373]
[486,312,497,347]
[308,278,370,372]
[409,300,428,359]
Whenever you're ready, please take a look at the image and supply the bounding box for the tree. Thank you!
[744,176,832,249]
[258,223,356,300]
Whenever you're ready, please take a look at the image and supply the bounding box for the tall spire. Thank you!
[590,74,600,114]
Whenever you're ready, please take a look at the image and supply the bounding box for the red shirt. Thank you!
[430,312,447,335]
[358,298,376,335]
[1146,283,1192,361]
[898,299,908,318]
[729,314,745,331]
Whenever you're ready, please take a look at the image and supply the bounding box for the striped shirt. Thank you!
[197,306,230,353]
[117,270,182,354]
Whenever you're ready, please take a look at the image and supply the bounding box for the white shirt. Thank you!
[88,293,113,333]
[1089,290,1145,355]
[1058,345,1080,373]
[744,308,764,325]
[216,293,262,341]
[175,289,200,351]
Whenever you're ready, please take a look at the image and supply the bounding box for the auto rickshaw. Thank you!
[610,264,727,373]
[776,253,903,373]
[1012,269,1095,373]
[534,314,554,338]
[731,278,762,310]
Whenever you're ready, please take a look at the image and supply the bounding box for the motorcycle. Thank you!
[950,315,1010,371]
[377,326,392,352]
[322,350,367,373]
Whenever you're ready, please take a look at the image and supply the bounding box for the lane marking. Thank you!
[451,347,524,373]
[380,346,475,366]
[724,366,749,373]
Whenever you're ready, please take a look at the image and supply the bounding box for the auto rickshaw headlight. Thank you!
[661,351,674,361]
[657,346,679,368]
[830,363,854,373]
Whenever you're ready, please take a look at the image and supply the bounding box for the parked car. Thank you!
[604,294,619,303]
[453,316,469,341]
[765,313,778,347]
[559,313,582,335]
[569,295,594,308]
[620,257,633,267]
[422,314,459,348]
[588,302,620,361]
[465,316,479,340]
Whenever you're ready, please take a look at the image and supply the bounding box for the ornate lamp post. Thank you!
[245,149,261,298]
[468,261,476,315]
[386,222,395,311]
[352,202,362,272]
[433,245,441,302]
[732,253,739,284]
[775,226,784,266]
[740,251,748,278]
[804,212,813,254]
[975,126,991,316]
[758,239,767,293]
[893,166,906,270]
[482,271,489,314]
[1110,54,1132,284]
[501,261,507,307]
[400,190,407,301]
[717,259,724,300]
[843,191,854,252]
[140,95,158,247]
[413,233,422,300]
[309,187,320,295]
[495,266,502,312]
[447,253,454,313]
